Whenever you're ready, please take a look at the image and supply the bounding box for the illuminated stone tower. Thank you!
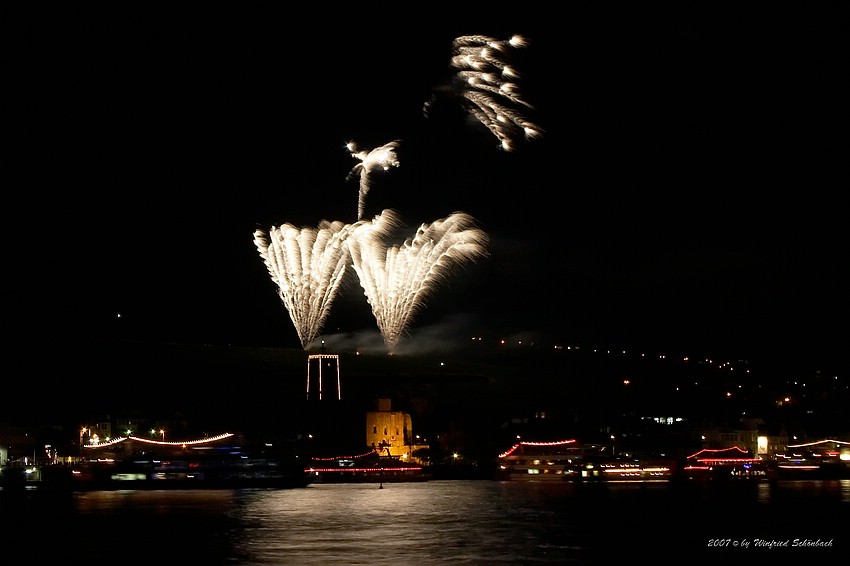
[306,354,341,400]
[365,398,411,456]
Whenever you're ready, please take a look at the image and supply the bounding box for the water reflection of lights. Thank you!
[756,479,850,504]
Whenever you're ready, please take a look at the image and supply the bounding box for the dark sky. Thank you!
[8,5,846,377]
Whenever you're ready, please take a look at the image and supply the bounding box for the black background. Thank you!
[7,4,846,385]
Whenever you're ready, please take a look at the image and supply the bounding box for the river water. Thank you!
[2,479,846,565]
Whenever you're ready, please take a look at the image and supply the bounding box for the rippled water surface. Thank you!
[2,480,847,565]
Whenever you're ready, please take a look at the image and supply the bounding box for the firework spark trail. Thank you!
[426,34,542,151]
[253,219,362,350]
[346,140,402,221]
[348,211,489,355]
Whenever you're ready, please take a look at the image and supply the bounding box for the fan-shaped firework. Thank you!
[253,219,360,350]
[347,211,489,355]
[346,140,402,221]
[425,34,541,151]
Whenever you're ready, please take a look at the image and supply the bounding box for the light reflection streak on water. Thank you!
[227,480,850,564]
[231,481,589,565]
[756,479,850,504]
[11,479,845,564]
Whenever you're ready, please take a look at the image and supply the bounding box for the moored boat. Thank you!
[1,432,312,492]
[306,449,429,483]
[681,446,771,481]
[496,439,675,482]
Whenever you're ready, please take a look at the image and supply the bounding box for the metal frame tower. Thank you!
[306,354,341,400]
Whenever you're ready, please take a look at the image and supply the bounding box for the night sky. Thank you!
[8,5,846,383]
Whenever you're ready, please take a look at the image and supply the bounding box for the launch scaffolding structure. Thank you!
[306,354,341,400]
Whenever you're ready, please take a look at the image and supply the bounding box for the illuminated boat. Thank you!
[682,446,771,481]
[497,439,583,481]
[773,439,850,479]
[496,439,674,482]
[6,432,312,491]
[306,449,430,483]
[578,457,675,482]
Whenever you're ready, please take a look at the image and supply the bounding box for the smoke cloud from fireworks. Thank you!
[425,34,542,151]
[347,210,489,355]
[346,140,402,221]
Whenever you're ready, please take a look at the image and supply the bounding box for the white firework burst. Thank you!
[425,34,542,151]
[253,219,360,350]
[347,211,489,355]
[346,140,402,221]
